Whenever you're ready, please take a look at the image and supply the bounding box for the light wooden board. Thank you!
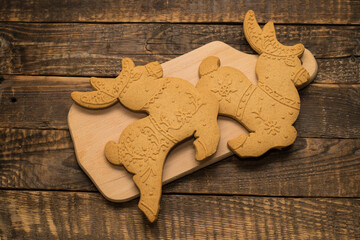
[68,41,318,202]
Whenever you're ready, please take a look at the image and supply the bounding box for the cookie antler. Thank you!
[71,58,134,109]
[244,10,304,57]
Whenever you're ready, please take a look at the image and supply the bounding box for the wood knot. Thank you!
[0,34,11,51]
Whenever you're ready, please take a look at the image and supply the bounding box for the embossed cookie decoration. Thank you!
[196,10,311,157]
[71,58,137,109]
[71,58,220,222]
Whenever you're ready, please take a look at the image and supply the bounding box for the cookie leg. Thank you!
[227,134,248,150]
[228,132,267,157]
[106,140,165,222]
[134,159,164,223]
[105,117,174,222]
[193,119,220,161]
[274,125,298,149]
[106,143,167,222]
[228,125,297,157]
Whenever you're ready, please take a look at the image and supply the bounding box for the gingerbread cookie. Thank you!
[71,58,220,222]
[196,10,311,157]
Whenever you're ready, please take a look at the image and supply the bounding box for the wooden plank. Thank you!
[1,75,359,138]
[0,75,80,130]
[0,190,359,239]
[316,57,359,84]
[0,0,358,24]
[296,83,360,138]
[0,128,96,191]
[0,23,358,76]
[1,128,359,197]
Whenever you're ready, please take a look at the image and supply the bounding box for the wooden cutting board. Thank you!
[68,41,318,202]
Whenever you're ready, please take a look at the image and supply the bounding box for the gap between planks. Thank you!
[1,189,359,200]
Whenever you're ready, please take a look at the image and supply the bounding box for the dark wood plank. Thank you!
[1,127,359,197]
[167,138,360,197]
[0,23,358,76]
[316,57,359,84]
[1,190,359,239]
[296,83,360,138]
[0,0,358,24]
[0,128,96,191]
[1,75,359,138]
[0,76,89,130]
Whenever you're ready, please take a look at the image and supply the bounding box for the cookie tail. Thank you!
[104,141,121,165]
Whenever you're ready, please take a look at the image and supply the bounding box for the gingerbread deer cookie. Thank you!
[71,58,220,222]
[196,10,311,157]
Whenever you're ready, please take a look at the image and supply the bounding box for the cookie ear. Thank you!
[121,58,135,72]
[199,56,220,77]
[145,62,163,78]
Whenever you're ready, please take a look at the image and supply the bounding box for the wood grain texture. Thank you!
[0,0,359,24]
[1,128,359,197]
[0,1,358,237]
[166,138,360,197]
[296,83,360,138]
[1,190,359,239]
[1,75,359,137]
[0,128,95,191]
[315,57,359,84]
[0,23,358,76]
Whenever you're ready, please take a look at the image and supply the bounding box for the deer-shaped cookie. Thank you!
[196,10,311,157]
[71,58,220,222]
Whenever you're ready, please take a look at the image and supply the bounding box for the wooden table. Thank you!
[1,1,359,239]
